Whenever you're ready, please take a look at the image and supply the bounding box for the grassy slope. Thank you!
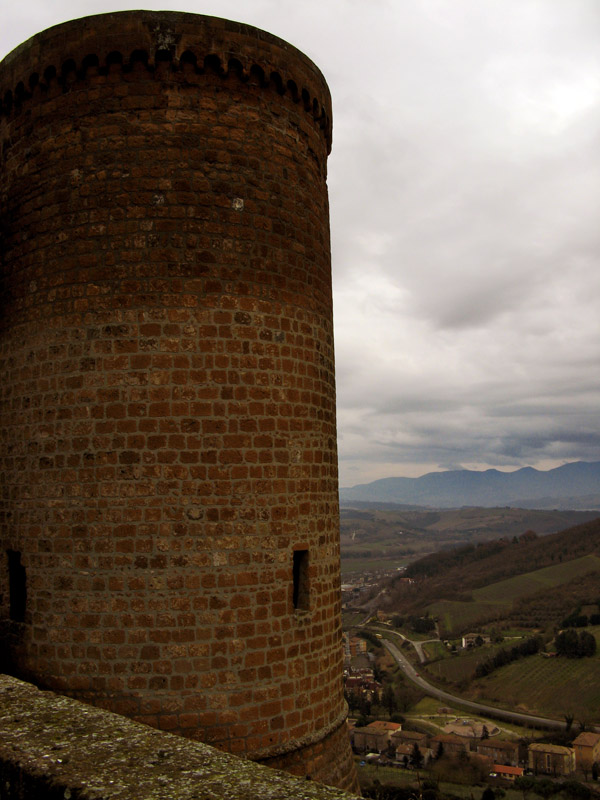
[385,518,600,631]
[474,554,600,604]
[357,762,524,800]
[425,555,600,633]
[465,628,600,722]
[405,518,600,588]
[342,556,409,576]
[340,508,600,577]
[365,518,600,723]
[425,643,511,684]
[428,599,505,635]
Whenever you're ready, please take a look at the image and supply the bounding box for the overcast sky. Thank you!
[2,1,600,486]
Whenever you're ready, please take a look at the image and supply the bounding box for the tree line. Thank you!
[560,612,600,628]
[474,636,543,679]
[555,629,597,658]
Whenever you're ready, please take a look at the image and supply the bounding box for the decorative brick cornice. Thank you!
[0,11,332,152]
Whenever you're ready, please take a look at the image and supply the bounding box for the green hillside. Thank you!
[424,629,600,723]
[383,518,600,633]
[427,557,600,635]
[474,554,600,604]
[466,629,600,722]
[368,519,600,726]
[339,506,598,576]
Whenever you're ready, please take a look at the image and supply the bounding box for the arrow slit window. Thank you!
[292,549,309,610]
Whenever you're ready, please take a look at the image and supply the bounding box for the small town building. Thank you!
[528,743,575,776]
[573,732,600,771]
[367,720,402,736]
[350,637,368,656]
[493,764,524,781]
[344,667,382,703]
[462,633,491,648]
[395,743,414,763]
[344,676,362,693]
[343,633,368,659]
[351,720,402,754]
[352,726,387,754]
[476,739,519,766]
[391,730,429,747]
[391,730,431,763]
[430,733,468,756]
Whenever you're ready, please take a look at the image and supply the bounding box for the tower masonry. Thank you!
[0,11,358,793]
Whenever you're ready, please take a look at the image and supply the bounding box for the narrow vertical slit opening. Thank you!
[7,549,26,622]
[292,548,309,611]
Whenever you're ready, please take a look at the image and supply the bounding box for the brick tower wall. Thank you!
[0,12,358,793]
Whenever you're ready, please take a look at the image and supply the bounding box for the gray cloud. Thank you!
[3,0,600,485]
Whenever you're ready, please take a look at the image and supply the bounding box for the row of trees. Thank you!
[388,613,436,634]
[560,613,600,628]
[555,629,597,658]
[410,615,436,634]
[474,636,543,678]
[404,539,511,580]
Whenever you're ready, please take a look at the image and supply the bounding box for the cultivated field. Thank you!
[465,628,600,722]
[341,556,409,576]
[424,642,511,684]
[473,554,600,604]
[427,598,505,634]
[339,507,599,578]
[426,555,600,634]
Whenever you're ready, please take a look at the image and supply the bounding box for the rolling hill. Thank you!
[339,506,600,576]
[340,461,600,509]
[377,517,600,635]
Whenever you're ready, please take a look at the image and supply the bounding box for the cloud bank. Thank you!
[2,0,600,485]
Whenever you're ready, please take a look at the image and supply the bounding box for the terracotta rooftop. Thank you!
[573,732,600,747]
[479,739,518,750]
[366,721,402,732]
[392,730,427,742]
[431,733,465,744]
[529,743,574,755]
[494,765,524,776]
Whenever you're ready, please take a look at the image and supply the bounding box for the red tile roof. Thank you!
[494,765,523,776]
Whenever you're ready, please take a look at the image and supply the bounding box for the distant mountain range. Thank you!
[339,461,600,510]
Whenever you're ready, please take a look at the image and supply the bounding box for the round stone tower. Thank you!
[0,11,357,792]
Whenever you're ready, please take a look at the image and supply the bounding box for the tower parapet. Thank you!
[0,12,357,793]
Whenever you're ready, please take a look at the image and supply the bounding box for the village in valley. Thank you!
[339,520,600,799]
[342,610,600,798]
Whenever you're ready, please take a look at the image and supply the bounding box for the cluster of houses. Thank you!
[343,668,383,705]
[527,734,600,778]
[349,720,600,780]
[343,633,368,660]
[342,632,384,705]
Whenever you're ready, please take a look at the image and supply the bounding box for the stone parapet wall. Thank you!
[0,675,360,799]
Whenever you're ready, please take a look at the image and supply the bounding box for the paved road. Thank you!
[383,638,575,732]
[407,636,438,664]
[367,624,437,664]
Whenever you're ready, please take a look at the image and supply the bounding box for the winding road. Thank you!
[382,637,580,732]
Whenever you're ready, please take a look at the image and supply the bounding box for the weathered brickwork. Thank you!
[0,11,358,793]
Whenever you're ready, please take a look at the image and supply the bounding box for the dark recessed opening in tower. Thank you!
[7,549,26,622]
[292,548,309,610]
